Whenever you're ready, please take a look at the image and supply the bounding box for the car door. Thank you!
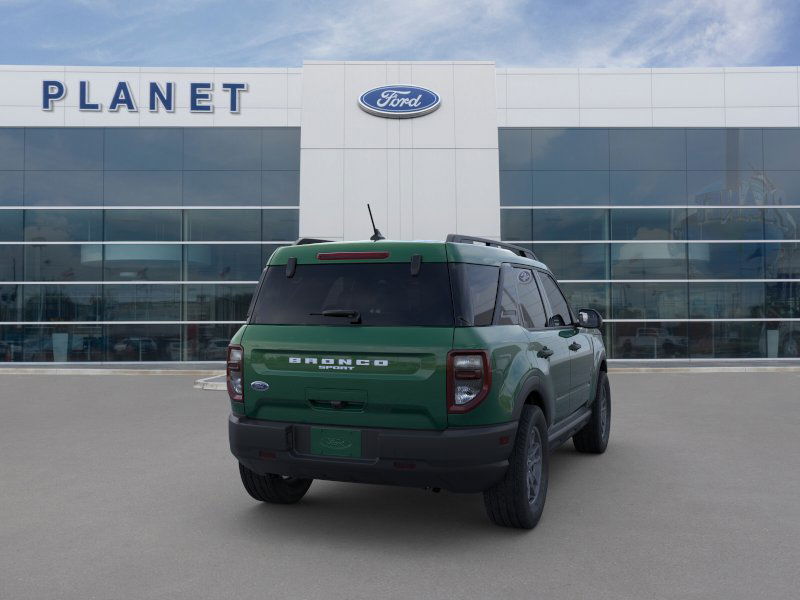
[512,266,572,423]
[537,271,594,413]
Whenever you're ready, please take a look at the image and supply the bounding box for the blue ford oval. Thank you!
[358,85,440,118]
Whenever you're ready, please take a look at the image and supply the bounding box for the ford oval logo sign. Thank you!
[358,85,440,118]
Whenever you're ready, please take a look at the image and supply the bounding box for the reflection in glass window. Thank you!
[104,128,182,171]
[774,322,800,358]
[610,129,685,170]
[24,210,102,242]
[612,282,687,320]
[560,283,609,319]
[689,322,765,358]
[515,268,547,328]
[0,129,24,170]
[0,246,23,281]
[539,273,572,326]
[0,170,23,205]
[611,208,687,240]
[763,129,800,170]
[765,243,800,279]
[183,128,261,170]
[262,171,300,206]
[182,171,260,206]
[764,171,800,205]
[687,170,772,205]
[499,129,532,170]
[25,128,103,171]
[449,264,499,327]
[689,282,765,319]
[0,285,20,321]
[185,244,263,281]
[686,129,763,171]
[103,245,181,281]
[104,209,181,241]
[22,324,104,362]
[763,208,800,240]
[532,243,608,280]
[104,285,181,320]
[500,210,531,241]
[766,282,800,318]
[533,129,609,170]
[531,208,608,241]
[612,321,688,359]
[24,171,103,206]
[184,209,260,241]
[24,244,102,281]
[185,284,255,321]
[22,285,101,321]
[500,171,533,206]
[106,324,181,361]
[262,209,299,241]
[496,267,519,326]
[104,171,182,206]
[185,323,242,361]
[689,243,764,279]
[611,171,687,205]
[262,128,301,170]
[533,171,609,206]
[611,243,687,279]
[0,210,22,241]
[687,208,764,240]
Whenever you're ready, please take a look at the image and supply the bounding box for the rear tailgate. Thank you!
[242,325,453,429]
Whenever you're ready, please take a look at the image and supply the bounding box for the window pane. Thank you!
[689,282,764,319]
[183,128,260,170]
[533,129,609,170]
[185,284,255,321]
[611,171,687,205]
[612,321,688,359]
[559,282,609,319]
[104,128,182,170]
[106,324,181,361]
[0,170,23,205]
[0,285,21,321]
[22,285,101,321]
[0,209,22,241]
[262,128,300,170]
[104,171,182,206]
[611,208,687,240]
[183,171,260,206]
[766,282,800,317]
[531,243,608,280]
[539,273,571,326]
[184,209,259,241]
[687,129,763,171]
[515,269,547,328]
[25,128,103,170]
[611,243,687,279]
[687,170,770,205]
[689,322,765,358]
[262,209,299,241]
[0,325,24,361]
[262,171,299,206]
[0,246,23,281]
[764,129,800,170]
[763,208,800,239]
[530,208,608,241]
[774,323,800,358]
[499,171,532,206]
[533,171,609,206]
[24,244,102,281]
[764,170,800,204]
[499,129,532,170]
[104,285,181,320]
[611,282,687,320]
[22,325,104,362]
[185,244,263,281]
[449,264,499,327]
[24,210,102,242]
[689,243,764,279]
[765,242,800,278]
[610,129,685,170]
[501,210,531,241]
[185,323,241,361]
[687,208,764,240]
[25,171,103,206]
[0,129,24,170]
[496,267,519,326]
[105,209,181,241]
[103,245,181,281]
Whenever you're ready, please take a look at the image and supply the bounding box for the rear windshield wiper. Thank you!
[309,309,362,325]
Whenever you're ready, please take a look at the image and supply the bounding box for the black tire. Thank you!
[238,463,312,504]
[573,371,611,454]
[483,405,549,529]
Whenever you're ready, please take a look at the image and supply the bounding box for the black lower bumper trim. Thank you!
[229,415,517,493]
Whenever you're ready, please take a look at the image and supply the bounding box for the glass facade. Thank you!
[0,127,299,362]
[500,128,800,359]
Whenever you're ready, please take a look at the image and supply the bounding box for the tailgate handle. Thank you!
[309,398,366,411]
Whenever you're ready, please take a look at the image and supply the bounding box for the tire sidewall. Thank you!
[515,406,549,528]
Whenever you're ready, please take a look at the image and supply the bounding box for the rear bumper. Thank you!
[229,414,517,493]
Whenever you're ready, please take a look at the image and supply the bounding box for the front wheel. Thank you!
[573,371,611,454]
[238,463,312,504]
[483,405,549,529]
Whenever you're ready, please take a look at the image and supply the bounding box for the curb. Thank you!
[0,368,224,377]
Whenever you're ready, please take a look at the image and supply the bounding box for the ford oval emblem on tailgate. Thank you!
[250,381,269,391]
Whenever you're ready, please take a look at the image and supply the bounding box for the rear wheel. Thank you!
[573,371,611,454]
[483,405,549,529]
[238,463,312,504]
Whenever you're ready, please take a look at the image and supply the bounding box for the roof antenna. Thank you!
[367,204,385,241]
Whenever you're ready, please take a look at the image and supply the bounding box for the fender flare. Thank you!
[511,373,555,427]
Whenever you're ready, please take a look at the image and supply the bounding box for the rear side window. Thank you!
[515,268,547,329]
[250,262,454,327]
[540,273,572,327]
[450,263,499,326]
[496,267,519,326]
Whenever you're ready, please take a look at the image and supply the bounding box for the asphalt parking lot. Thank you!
[1,372,799,600]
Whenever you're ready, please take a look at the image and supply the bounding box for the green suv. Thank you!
[227,235,610,529]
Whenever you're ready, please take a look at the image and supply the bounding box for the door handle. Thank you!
[568,342,582,351]
[537,346,554,359]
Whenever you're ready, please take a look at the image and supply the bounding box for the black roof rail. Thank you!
[445,234,538,261]
[295,237,333,245]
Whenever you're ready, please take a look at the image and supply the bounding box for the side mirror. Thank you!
[577,308,603,329]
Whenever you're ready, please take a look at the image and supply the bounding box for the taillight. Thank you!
[227,345,244,402]
[447,350,491,413]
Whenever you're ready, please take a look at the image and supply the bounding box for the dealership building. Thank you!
[0,61,799,362]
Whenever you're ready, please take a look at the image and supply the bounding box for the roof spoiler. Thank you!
[294,237,333,245]
[446,234,538,261]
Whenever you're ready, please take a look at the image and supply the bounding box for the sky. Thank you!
[0,0,798,68]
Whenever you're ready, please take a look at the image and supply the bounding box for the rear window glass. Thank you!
[250,262,454,327]
[450,263,499,326]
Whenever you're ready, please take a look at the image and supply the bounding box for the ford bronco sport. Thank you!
[227,234,610,529]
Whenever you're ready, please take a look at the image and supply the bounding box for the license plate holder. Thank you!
[310,427,362,458]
